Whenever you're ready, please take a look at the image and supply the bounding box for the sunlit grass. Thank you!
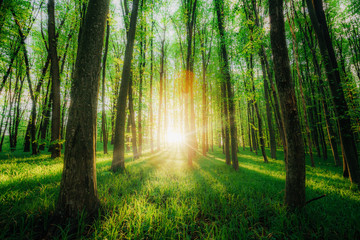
[0,144,359,239]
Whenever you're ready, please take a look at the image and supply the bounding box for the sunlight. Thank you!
[165,129,184,144]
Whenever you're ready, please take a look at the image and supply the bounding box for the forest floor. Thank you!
[0,144,359,239]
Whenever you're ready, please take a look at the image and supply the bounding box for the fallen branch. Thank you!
[305,194,326,205]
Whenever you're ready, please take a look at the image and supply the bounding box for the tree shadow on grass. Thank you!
[198,150,360,239]
[0,149,168,239]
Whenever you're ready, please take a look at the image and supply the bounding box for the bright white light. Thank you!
[166,130,184,144]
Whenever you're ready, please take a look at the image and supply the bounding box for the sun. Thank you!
[166,129,184,144]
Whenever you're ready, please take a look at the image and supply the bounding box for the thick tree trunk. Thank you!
[269,0,305,208]
[48,0,61,158]
[56,0,109,218]
[111,0,140,171]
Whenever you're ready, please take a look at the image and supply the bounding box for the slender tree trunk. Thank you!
[14,17,38,155]
[138,24,145,156]
[250,57,268,163]
[157,39,165,151]
[39,80,51,151]
[129,75,139,159]
[259,56,276,159]
[111,0,140,171]
[215,0,238,170]
[184,0,197,166]
[149,21,154,153]
[201,63,207,156]
[221,82,231,165]
[126,113,131,151]
[48,0,61,158]
[269,0,305,208]
[101,20,110,154]
[287,14,315,167]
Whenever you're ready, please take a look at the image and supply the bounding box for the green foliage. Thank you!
[1,146,359,239]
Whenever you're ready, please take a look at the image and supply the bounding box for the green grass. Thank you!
[0,144,359,239]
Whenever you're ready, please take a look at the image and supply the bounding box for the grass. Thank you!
[0,143,359,239]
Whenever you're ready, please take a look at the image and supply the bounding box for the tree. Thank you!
[215,0,239,170]
[269,0,305,208]
[48,0,61,158]
[56,0,109,218]
[305,0,360,185]
[101,20,110,155]
[111,0,140,171]
[183,0,198,166]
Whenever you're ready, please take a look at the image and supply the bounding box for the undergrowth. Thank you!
[0,144,359,239]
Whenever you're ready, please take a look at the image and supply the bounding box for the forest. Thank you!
[0,0,360,239]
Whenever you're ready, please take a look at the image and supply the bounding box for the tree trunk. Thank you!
[56,0,109,218]
[129,75,139,159]
[149,21,154,153]
[269,0,305,208]
[14,17,38,155]
[221,81,231,165]
[184,0,197,166]
[48,0,61,158]
[305,0,360,185]
[138,22,145,156]
[250,56,268,163]
[286,14,315,167]
[111,0,140,171]
[215,0,238,170]
[38,80,51,151]
[259,56,276,159]
[157,38,165,151]
[101,20,110,154]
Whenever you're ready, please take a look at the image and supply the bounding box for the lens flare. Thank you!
[166,129,184,144]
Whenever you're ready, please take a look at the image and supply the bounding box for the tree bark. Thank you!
[269,0,305,208]
[157,37,165,151]
[56,0,109,218]
[184,0,198,166]
[14,17,38,155]
[101,20,110,154]
[221,81,231,165]
[129,74,139,159]
[138,20,146,156]
[215,0,239,170]
[149,20,154,153]
[111,0,140,171]
[48,0,61,158]
[305,0,360,185]
[250,56,268,163]
[259,56,276,159]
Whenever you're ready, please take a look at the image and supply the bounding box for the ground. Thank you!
[0,144,359,239]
